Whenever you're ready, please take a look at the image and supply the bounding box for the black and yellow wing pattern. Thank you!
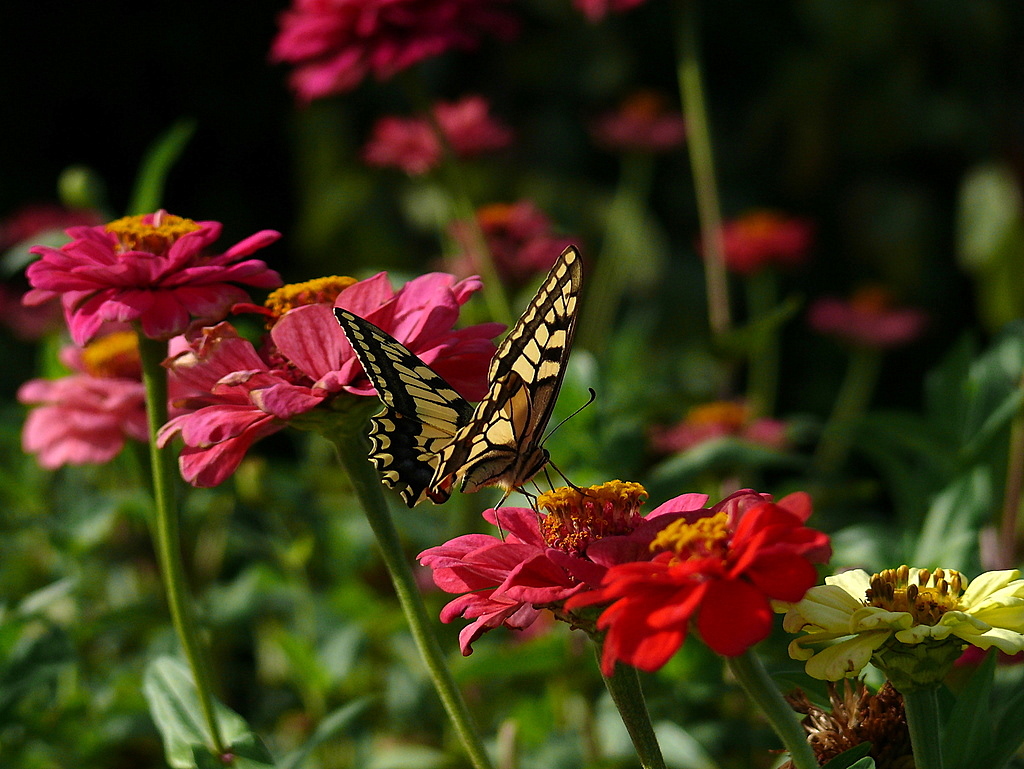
[333,245,583,507]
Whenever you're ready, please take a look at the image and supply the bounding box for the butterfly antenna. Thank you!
[539,388,597,448]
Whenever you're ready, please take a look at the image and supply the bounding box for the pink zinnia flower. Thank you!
[159,273,502,487]
[363,95,513,175]
[650,400,788,455]
[418,482,774,655]
[271,0,520,102]
[24,211,282,346]
[0,203,102,251]
[808,287,927,349]
[567,492,830,674]
[574,0,648,22]
[19,331,149,469]
[447,201,576,288]
[716,210,814,276]
[591,91,686,153]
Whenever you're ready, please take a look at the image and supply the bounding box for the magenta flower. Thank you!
[159,273,502,487]
[418,482,773,654]
[809,287,927,348]
[446,201,577,288]
[271,0,519,102]
[19,332,149,469]
[591,91,686,153]
[650,400,788,455]
[717,209,814,276]
[24,211,282,346]
[363,95,513,175]
[574,0,648,22]
[0,203,102,251]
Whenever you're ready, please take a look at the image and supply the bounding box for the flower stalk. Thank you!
[137,334,225,755]
[813,346,882,476]
[901,683,944,769]
[599,658,666,769]
[745,270,780,417]
[328,420,495,769]
[727,651,817,769]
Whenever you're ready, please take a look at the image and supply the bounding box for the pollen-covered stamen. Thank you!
[865,565,966,626]
[264,276,358,320]
[81,331,142,379]
[649,511,729,560]
[538,481,647,555]
[105,211,202,255]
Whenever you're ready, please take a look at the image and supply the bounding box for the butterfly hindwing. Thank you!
[334,307,473,506]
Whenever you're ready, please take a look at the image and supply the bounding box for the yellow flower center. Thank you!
[649,511,729,559]
[477,203,515,228]
[733,210,787,240]
[686,400,748,429]
[620,90,670,120]
[263,276,358,318]
[849,285,896,316]
[538,481,648,555]
[866,565,965,626]
[105,211,201,255]
[81,331,141,379]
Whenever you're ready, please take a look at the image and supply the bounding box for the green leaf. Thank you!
[942,651,995,768]
[144,656,274,768]
[987,665,1024,768]
[279,699,371,769]
[912,466,992,569]
[820,742,873,769]
[127,119,198,215]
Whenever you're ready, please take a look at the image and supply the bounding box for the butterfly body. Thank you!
[334,245,582,507]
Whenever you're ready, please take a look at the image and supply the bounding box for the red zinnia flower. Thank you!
[650,400,788,455]
[717,210,814,276]
[446,201,577,288]
[24,211,282,346]
[808,287,927,349]
[591,91,686,153]
[566,492,830,674]
[19,332,149,468]
[271,0,520,102]
[158,273,502,487]
[363,95,513,175]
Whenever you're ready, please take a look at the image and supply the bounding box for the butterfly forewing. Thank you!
[334,307,473,506]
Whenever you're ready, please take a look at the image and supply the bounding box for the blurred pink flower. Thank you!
[809,287,927,349]
[447,201,576,287]
[650,401,788,455]
[271,0,519,102]
[24,211,282,346]
[418,482,773,655]
[363,95,513,175]
[716,210,814,276]
[0,203,102,251]
[591,91,686,153]
[19,331,148,469]
[159,273,502,487]
[574,0,648,21]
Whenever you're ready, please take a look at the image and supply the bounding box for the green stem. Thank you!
[726,652,817,769]
[137,334,225,755]
[578,151,655,355]
[744,271,779,416]
[675,0,731,339]
[997,375,1024,568]
[599,660,666,769]
[902,684,944,769]
[813,346,882,476]
[328,424,495,769]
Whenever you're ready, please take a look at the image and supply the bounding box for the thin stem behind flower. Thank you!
[137,334,225,756]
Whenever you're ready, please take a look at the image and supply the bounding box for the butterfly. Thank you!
[333,245,583,507]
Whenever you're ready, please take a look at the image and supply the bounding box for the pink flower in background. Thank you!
[574,0,648,22]
[19,332,148,469]
[363,95,513,175]
[809,287,927,348]
[0,203,102,251]
[447,201,576,287]
[650,401,789,455]
[591,91,686,153]
[271,0,520,102]
[159,273,502,487]
[24,211,282,346]
[717,210,814,275]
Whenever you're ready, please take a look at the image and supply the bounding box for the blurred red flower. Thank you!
[159,273,501,487]
[717,210,814,275]
[363,95,513,175]
[447,201,576,287]
[271,0,519,102]
[24,211,282,345]
[574,0,648,22]
[566,492,830,674]
[650,400,788,455]
[808,287,927,348]
[591,91,686,153]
